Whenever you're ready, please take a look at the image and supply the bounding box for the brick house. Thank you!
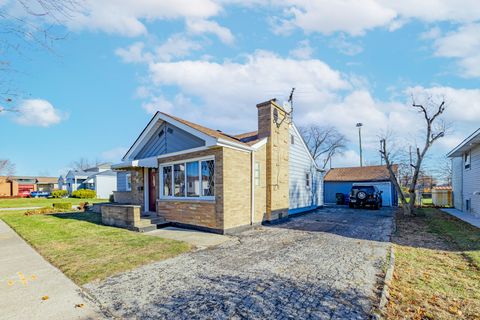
[111,99,323,234]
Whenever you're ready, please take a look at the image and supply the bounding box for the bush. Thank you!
[51,189,68,198]
[53,202,72,210]
[71,189,96,199]
[25,206,72,216]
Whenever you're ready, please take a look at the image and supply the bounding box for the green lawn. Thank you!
[0,211,191,284]
[387,208,480,319]
[0,197,108,208]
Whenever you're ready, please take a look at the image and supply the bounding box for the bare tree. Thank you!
[70,157,101,171]
[0,0,80,100]
[380,96,447,216]
[0,159,15,181]
[299,125,348,169]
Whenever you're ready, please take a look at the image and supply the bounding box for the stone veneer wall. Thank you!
[257,100,290,221]
[130,168,145,211]
[101,204,142,230]
[156,147,224,231]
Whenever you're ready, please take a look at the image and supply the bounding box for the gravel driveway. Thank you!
[86,206,394,319]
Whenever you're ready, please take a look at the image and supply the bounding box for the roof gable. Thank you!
[447,127,480,157]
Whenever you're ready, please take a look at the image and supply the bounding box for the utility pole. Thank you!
[356,123,363,167]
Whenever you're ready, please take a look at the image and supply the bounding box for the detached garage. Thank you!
[324,165,398,207]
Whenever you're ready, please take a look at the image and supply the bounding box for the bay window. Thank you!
[161,157,215,200]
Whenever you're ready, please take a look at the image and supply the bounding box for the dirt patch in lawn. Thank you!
[386,209,480,319]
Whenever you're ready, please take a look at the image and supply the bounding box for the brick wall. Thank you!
[222,147,252,229]
[157,147,225,231]
[256,100,290,221]
[253,144,267,223]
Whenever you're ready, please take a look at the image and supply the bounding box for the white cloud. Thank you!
[329,34,363,56]
[270,0,480,36]
[67,0,221,37]
[115,35,201,64]
[274,0,397,36]
[14,99,65,127]
[186,19,235,44]
[289,40,313,59]
[101,147,128,162]
[433,23,480,77]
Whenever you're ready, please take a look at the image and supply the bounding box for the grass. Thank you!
[0,197,108,208]
[387,208,480,319]
[0,210,191,285]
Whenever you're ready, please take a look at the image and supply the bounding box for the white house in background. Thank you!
[62,163,117,199]
[448,128,480,217]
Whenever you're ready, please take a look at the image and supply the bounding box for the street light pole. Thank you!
[356,123,363,167]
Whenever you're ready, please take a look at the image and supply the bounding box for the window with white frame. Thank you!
[126,173,132,191]
[465,151,471,170]
[306,172,311,188]
[161,158,215,199]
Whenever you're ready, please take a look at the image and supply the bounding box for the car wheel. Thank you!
[349,203,354,208]
[374,202,380,210]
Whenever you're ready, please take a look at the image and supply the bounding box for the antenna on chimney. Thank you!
[288,87,295,116]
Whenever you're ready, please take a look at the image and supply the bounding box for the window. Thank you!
[126,173,132,191]
[254,162,261,186]
[306,172,311,188]
[162,167,172,196]
[291,134,295,145]
[186,161,200,197]
[161,157,215,199]
[201,160,215,197]
[174,164,185,197]
[465,151,471,169]
[466,199,471,212]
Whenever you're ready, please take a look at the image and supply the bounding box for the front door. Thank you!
[148,168,157,212]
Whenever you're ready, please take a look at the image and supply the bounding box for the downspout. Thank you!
[251,150,255,225]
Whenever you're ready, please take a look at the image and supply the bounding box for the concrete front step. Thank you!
[132,224,158,233]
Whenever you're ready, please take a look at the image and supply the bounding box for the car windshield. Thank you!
[352,186,375,193]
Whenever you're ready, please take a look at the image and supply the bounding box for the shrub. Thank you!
[71,189,96,199]
[25,206,72,216]
[53,202,72,210]
[77,202,89,211]
[51,189,68,198]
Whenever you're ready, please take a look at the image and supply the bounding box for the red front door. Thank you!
[148,169,157,212]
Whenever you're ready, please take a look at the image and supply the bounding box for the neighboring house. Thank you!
[113,99,324,234]
[448,128,480,216]
[324,165,398,207]
[63,163,117,199]
[0,176,59,197]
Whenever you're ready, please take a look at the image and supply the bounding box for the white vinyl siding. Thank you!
[462,145,480,216]
[288,125,323,212]
[452,157,463,210]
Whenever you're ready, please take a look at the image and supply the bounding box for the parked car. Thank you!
[349,185,382,209]
[30,191,50,198]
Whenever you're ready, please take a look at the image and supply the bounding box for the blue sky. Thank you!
[1,0,480,177]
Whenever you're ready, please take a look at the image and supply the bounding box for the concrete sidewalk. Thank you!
[441,208,480,228]
[0,220,105,320]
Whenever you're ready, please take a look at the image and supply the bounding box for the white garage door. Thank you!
[353,182,392,207]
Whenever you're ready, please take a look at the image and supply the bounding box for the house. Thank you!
[448,128,480,216]
[0,176,59,197]
[323,165,398,207]
[112,99,324,234]
[63,163,117,199]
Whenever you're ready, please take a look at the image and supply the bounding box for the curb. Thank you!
[372,245,395,320]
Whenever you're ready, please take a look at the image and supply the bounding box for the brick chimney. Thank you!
[256,99,290,221]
